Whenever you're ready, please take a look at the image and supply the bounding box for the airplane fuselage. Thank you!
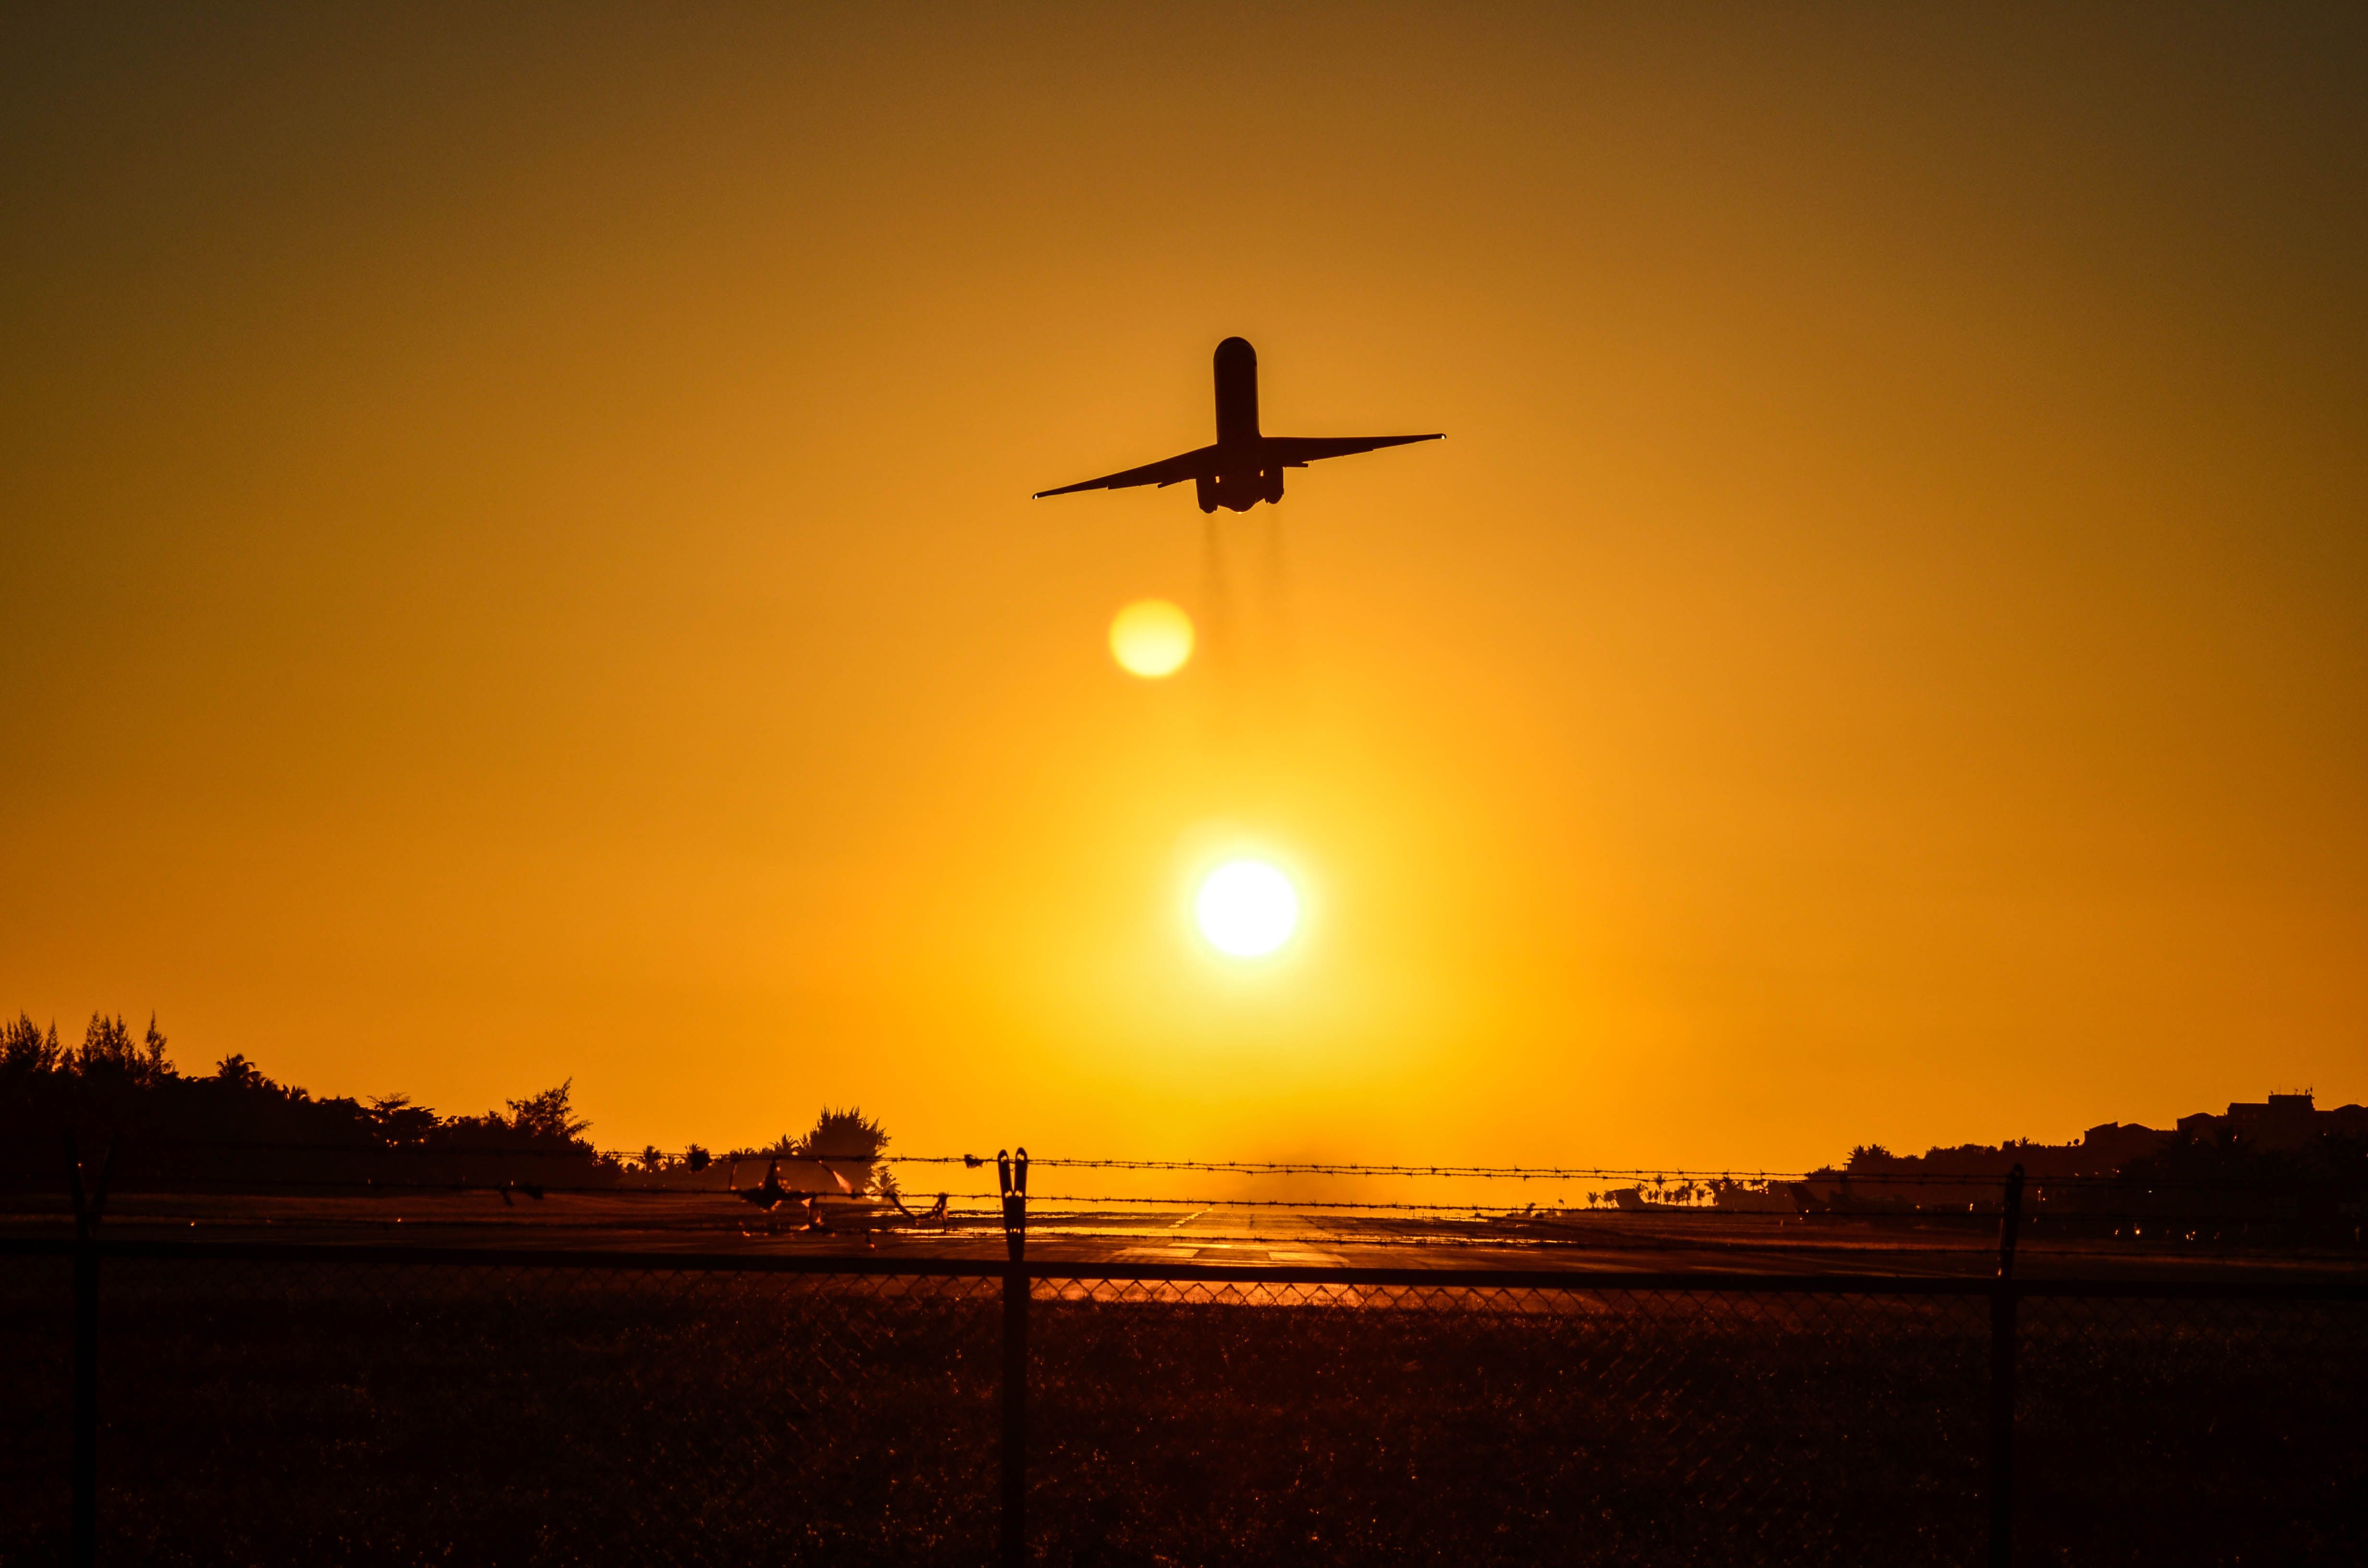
[1202,336,1285,513]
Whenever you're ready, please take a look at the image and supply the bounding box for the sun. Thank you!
[1109,599,1194,678]
[1194,858,1301,958]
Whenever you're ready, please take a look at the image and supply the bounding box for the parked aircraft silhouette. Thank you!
[723,1156,946,1242]
[726,1157,836,1233]
[1034,338,1441,513]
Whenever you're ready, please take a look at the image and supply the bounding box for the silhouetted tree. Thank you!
[724,1109,894,1190]
[1,1014,59,1074]
[215,1053,268,1090]
[505,1080,590,1142]
[75,1012,168,1087]
[793,1107,889,1163]
[682,1143,711,1172]
[367,1092,439,1145]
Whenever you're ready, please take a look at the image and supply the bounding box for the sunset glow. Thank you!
[1194,860,1301,959]
[1109,599,1194,678]
[1,8,2359,1173]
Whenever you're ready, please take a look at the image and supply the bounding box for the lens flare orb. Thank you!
[1109,599,1194,678]
[1194,858,1300,958]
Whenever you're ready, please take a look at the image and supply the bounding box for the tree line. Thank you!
[2,1010,609,1192]
[3,1011,902,1200]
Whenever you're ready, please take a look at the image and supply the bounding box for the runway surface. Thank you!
[7,1188,2359,1281]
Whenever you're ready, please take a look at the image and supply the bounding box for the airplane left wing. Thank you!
[1260,433,1443,466]
[1033,444,1217,498]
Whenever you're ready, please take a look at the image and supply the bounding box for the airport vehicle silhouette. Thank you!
[1034,337,1441,513]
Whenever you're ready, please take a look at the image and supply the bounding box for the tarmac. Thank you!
[7,1188,2361,1280]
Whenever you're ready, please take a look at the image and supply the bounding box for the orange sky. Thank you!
[3,6,2363,1171]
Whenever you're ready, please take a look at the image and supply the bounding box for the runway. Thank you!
[12,1187,2357,1282]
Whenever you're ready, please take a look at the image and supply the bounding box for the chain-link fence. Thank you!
[1028,1274,1992,1566]
[2014,1285,2368,1564]
[2,1242,2363,1567]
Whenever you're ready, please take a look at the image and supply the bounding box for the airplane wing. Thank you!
[1033,444,1217,498]
[1260,433,1443,466]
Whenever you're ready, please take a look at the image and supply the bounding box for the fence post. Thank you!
[66,1133,114,1568]
[1987,1162,2024,1568]
[999,1148,1029,1568]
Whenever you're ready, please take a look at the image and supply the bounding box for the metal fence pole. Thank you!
[66,1134,113,1568]
[1988,1163,2024,1568]
[999,1148,1029,1568]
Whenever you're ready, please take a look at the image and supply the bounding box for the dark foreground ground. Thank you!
[2,1239,2364,1568]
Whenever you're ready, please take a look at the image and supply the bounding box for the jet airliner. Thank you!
[1034,337,1441,513]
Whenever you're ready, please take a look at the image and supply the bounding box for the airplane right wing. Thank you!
[1033,444,1217,498]
[1260,433,1443,466]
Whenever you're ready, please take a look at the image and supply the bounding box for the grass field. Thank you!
[1,1252,2362,1567]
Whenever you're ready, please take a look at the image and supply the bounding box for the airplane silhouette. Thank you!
[1034,338,1441,513]
[728,1158,819,1214]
